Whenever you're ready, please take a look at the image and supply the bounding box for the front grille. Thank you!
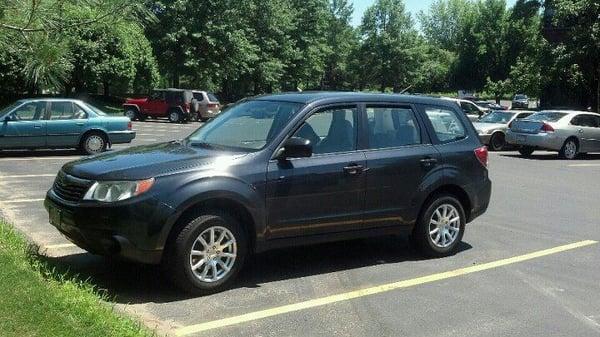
[53,171,94,202]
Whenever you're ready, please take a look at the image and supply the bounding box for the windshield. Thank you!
[514,95,527,100]
[0,101,22,118]
[479,111,515,124]
[187,100,303,151]
[525,112,567,122]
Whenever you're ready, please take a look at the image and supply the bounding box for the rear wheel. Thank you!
[164,211,247,295]
[411,194,465,258]
[488,132,506,151]
[168,110,182,123]
[559,138,578,159]
[518,146,535,157]
[81,132,107,155]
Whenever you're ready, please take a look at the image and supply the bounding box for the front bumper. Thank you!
[44,189,174,264]
[108,130,136,144]
[506,131,564,151]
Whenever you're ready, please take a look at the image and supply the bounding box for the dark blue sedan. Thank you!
[0,98,135,154]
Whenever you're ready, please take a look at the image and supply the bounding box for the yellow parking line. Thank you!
[0,174,56,178]
[2,198,45,204]
[175,240,597,336]
[43,243,77,250]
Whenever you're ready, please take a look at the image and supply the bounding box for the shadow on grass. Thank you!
[39,235,472,304]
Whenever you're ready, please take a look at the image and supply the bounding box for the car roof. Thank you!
[539,110,599,115]
[252,91,458,108]
[16,98,87,104]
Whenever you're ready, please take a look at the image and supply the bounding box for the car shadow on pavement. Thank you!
[500,153,600,161]
[0,149,81,158]
[40,235,472,304]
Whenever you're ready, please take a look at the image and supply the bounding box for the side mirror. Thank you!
[277,137,312,160]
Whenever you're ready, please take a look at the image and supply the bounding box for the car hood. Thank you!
[473,122,506,132]
[124,98,148,104]
[62,142,249,180]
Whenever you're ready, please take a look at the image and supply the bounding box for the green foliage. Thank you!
[0,220,153,337]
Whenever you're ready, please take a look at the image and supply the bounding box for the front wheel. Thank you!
[411,194,465,258]
[488,132,506,151]
[559,138,578,159]
[164,211,247,295]
[124,109,138,121]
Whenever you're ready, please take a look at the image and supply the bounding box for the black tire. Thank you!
[80,132,107,155]
[138,114,147,121]
[411,194,466,258]
[559,138,579,160]
[168,109,183,123]
[488,132,506,151]
[518,146,535,157]
[163,211,247,295]
[124,108,138,121]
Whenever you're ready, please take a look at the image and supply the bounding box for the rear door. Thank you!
[46,101,88,147]
[570,115,598,152]
[0,101,47,149]
[145,91,168,116]
[362,104,441,229]
[266,105,366,238]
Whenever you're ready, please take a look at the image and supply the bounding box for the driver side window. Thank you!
[10,102,45,121]
[292,107,358,155]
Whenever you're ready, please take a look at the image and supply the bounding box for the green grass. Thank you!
[0,220,155,337]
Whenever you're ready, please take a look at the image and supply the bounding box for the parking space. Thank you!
[1,121,599,336]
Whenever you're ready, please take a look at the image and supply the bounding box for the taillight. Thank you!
[127,121,132,130]
[185,103,190,113]
[207,103,218,109]
[541,123,554,132]
[474,146,488,168]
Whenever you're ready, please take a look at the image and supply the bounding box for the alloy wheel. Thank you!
[428,204,461,248]
[564,140,577,159]
[189,226,237,283]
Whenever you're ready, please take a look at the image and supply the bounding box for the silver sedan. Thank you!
[506,110,600,159]
[474,110,534,151]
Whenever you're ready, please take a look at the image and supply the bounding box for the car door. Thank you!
[46,101,88,147]
[0,101,47,149]
[570,115,597,152]
[583,115,600,151]
[144,91,167,116]
[362,104,441,229]
[266,105,366,238]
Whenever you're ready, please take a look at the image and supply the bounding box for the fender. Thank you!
[77,127,110,145]
[122,104,140,112]
[156,174,266,250]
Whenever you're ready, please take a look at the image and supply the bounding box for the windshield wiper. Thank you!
[189,141,218,149]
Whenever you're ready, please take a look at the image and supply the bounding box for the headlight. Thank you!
[83,178,155,202]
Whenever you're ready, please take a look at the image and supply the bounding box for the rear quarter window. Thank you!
[422,106,466,143]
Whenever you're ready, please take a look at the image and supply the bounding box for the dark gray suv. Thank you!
[45,92,492,294]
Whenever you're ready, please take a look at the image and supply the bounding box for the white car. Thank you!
[506,110,600,159]
[441,97,486,122]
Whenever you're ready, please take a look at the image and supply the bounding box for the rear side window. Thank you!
[422,106,466,143]
[207,93,219,102]
[525,112,566,122]
[571,115,600,127]
[48,102,74,120]
[193,92,205,101]
[366,106,421,149]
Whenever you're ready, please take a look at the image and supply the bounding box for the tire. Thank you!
[559,138,578,160]
[138,114,147,122]
[411,194,465,258]
[488,132,506,151]
[80,132,107,155]
[168,109,182,123]
[518,146,535,157]
[163,211,247,295]
[124,109,138,121]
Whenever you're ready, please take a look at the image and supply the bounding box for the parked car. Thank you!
[123,89,193,123]
[0,99,135,154]
[441,97,486,122]
[191,91,221,121]
[506,110,600,159]
[473,110,534,151]
[45,92,491,294]
[475,101,508,111]
[512,94,529,109]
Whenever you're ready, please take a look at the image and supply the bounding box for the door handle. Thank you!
[343,164,364,175]
[76,122,85,126]
[33,125,42,129]
[420,157,438,168]
[578,129,584,134]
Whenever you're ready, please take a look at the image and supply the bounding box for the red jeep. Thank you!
[123,89,193,123]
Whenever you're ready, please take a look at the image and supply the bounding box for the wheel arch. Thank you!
[122,104,140,113]
[78,128,110,147]
[418,184,473,225]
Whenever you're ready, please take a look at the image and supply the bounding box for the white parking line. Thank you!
[567,164,600,167]
[0,156,80,162]
[0,174,56,179]
[43,243,77,250]
[2,198,45,204]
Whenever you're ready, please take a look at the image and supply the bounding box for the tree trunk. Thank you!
[596,68,599,113]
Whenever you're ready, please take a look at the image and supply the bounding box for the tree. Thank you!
[359,0,422,92]
[322,0,357,90]
[418,0,471,52]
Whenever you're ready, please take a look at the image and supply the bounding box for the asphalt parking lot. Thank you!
[1,120,599,337]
